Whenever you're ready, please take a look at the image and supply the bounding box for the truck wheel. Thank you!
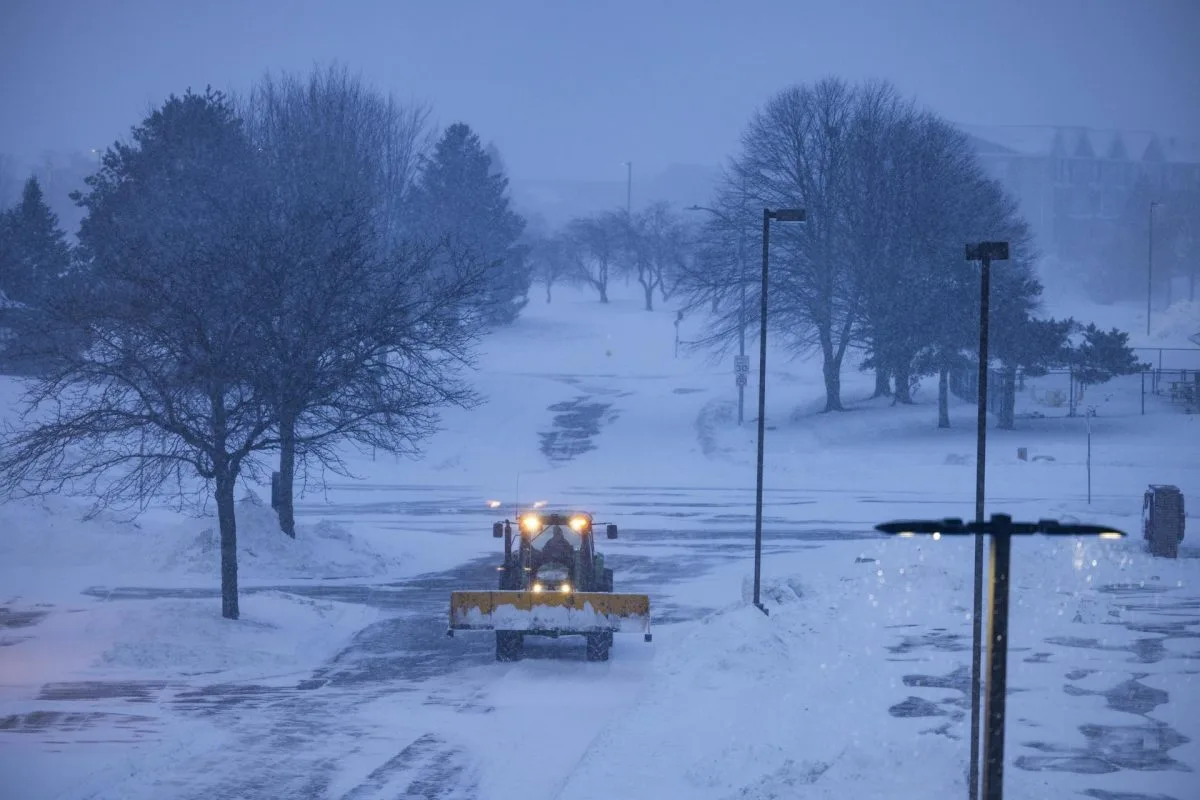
[586,632,612,662]
[496,631,524,662]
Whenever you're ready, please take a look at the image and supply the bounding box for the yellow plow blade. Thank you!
[449,590,651,636]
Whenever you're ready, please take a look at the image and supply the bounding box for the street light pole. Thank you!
[752,207,806,615]
[1148,201,1159,336]
[965,240,1010,800]
[877,515,1125,800]
[624,161,632,216]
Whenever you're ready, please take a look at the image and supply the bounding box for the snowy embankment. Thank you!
[0,490,388,696]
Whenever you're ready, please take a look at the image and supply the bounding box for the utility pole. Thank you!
[623,161,632,216]
[878,515,1125,800]
[964,240,1010,800]
[1148,200,1159,336]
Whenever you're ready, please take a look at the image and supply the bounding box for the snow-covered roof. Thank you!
[956,124,1200,164]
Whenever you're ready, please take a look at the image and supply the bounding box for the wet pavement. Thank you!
[886,576,1198,798]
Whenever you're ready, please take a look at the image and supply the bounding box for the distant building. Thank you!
[956,125,1200,264]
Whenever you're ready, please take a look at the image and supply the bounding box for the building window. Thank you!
[1055,159,1069,184]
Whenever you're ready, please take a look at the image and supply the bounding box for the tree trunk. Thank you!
[893,360,915,404]
[998,366,1017,430]
[545,280,553,304]
[821,350,845,412]
[216,468,240,620]
[872,365,892,399]
[937,366,950,428]
[277,410,296,538]
[640,276,654,311]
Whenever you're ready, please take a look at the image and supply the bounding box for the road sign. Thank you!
[734,355,750,375]
[736,374,748,387]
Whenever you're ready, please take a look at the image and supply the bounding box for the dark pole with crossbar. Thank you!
[965,241,1008,800]
[876,514,1125,800]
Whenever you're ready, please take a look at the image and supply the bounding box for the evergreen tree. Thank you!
[1071,323,1150,397]
[412,123,529,325]
[0,177,72,305]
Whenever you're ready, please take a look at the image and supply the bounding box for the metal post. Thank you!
[969,253,991,800]
[753,208,771,615]
[626,161,632,216]
[738,228,747,426]
[1141,371,1145,415]
[981,517,1013,800]
[1086,409,1092,504]
[1147,201,1156,336]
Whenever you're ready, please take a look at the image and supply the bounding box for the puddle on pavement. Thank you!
[38,681,167,702]
[1017,721,1191,774]
[539,397,619,463]
[0,606,51,629]
[886,628,968,656]
[1064,675,1169,715]
[0,710,158,735]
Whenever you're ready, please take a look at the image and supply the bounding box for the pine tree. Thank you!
[1072,323,1150,391]
[0,177,72,305]
[412,124,529,325]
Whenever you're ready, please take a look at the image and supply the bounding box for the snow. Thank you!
[2,282,1197,799]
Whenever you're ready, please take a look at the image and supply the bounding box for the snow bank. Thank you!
[0,489,404,597]
[161,491,399,580]
[0,589,378,693]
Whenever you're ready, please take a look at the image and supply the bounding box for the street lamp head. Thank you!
[965,241,1010,262]
[876,514,1125,538]
[768,208,807,222]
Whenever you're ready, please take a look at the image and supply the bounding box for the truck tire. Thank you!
[586,631,612,662]
[496,631,523,662]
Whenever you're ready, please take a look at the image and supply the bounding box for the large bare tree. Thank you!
[731,77,857,411]
[241,65,482,538]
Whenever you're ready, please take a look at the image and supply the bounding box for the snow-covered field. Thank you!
[1,279,1197,799]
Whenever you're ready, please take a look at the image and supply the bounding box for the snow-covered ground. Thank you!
[1,281,1197,799]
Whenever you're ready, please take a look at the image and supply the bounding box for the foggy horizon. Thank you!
[3,0,1199,182]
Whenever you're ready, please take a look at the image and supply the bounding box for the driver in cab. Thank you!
[540,525,574,567]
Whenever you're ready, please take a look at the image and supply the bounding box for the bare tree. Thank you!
[732,77,858,411]
[242,65,482,538]
[528,232,573,303]
[565,212,623,303]
[0,89,270,619]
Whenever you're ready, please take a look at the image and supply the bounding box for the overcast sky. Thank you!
[2,0,1197,181]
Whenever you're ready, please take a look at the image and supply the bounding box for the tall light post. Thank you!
[1148,200,1160,336]
[687,204,749,424]
[622,161,632,215]
[877,515,1125,800]
[964,240,1009,800]
[751,207,806,615]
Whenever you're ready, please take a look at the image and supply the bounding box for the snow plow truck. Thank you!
[448,510,652,661]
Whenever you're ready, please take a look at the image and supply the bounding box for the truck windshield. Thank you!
[530,524,582,551]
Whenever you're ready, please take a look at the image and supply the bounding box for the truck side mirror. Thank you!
[493,522,504,538]
[606,524,618,540]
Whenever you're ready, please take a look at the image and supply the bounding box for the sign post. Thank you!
[735,354,750,396]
